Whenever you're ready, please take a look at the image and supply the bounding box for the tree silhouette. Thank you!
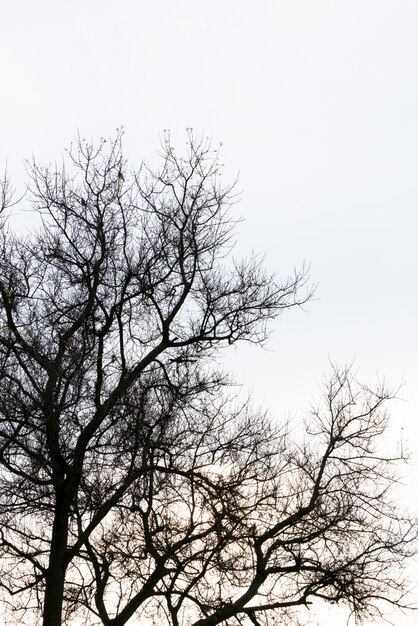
[0,132,415,626]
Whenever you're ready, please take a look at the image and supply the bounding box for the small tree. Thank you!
[0,132,415,626]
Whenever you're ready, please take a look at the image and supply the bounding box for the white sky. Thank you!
[1,2,417,624]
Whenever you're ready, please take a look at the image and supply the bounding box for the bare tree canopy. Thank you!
[0,133,415,626]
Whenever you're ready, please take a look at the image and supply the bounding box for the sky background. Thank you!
[1,2,417,624]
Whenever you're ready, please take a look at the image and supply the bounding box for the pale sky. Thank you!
[1,2,417,624]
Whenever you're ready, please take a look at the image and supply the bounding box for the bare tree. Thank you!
[0,133,415,626]
[0,131,309,626]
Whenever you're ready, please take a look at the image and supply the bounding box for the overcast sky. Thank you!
[1,2,417,624]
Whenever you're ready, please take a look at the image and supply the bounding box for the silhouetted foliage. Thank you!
[0,133,415,626]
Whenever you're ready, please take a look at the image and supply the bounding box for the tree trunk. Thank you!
[42,500,70,626]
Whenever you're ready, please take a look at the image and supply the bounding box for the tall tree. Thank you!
[0,133,414,626]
